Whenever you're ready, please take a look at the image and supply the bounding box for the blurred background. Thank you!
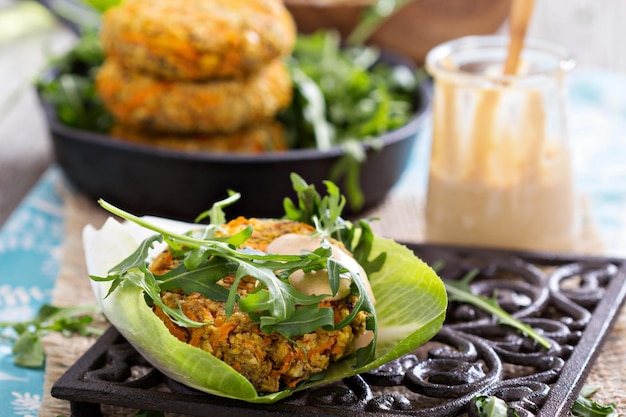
[1,0,626,229]
[530,0,626,72]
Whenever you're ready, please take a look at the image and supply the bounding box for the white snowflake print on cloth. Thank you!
[10,392,41,417]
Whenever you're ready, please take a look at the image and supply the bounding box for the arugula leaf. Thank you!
[346,0,415,46]
[259,304,335,338]
[131,267,203,328]
[0,304,103,368]
[282,31,419,210]
[159,258,235,301]
[283,173,347,238]
[89,233,163,299]
[283,173,384,276]
[193,191,241,225]
[347,219,386,274]
[571,386,618,417]
[474,396,519,417]
[109,234,163,275]
[286,31,417,148]
[37,31,112,132]
[80,0,121,12]
[443,270,552,349]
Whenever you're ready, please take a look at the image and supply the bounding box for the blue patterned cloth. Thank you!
[0,167,64,416]
[0,69,625,416]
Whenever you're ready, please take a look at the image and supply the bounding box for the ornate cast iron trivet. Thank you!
[51,243,626,417]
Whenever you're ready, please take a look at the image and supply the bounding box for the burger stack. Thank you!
[95,0,297,153]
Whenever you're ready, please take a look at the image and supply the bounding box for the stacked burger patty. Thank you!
[95,0,296,153]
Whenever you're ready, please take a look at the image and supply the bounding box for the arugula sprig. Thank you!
[282,31,419,210]
[473,385,618,417]
[571,386,618,417]
[92,174,381,366]
[36,30,112,132]
[0,304,103,368]
[439,267,552,349]
[283,172,386,275]
[474,396,519,417]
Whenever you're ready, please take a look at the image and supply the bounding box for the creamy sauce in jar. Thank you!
[424,37,577,252]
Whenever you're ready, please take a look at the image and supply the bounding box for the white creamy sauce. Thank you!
[266,233,375,303]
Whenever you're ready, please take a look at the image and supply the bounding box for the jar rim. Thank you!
[425,35,576,82]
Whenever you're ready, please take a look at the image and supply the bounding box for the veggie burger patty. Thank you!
[110,121,288,153]
[100,0,296,81]
[150,217,369,393]
[97,58,292,135]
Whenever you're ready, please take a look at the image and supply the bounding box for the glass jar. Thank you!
[424,35,578,252]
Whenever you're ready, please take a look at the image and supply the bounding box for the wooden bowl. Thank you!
[284,0,512,64]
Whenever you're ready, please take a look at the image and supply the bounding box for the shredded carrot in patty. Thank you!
[216,321,237,344]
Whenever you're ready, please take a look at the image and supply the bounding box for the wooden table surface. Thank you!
[1,0,626,228]
[2,1,626,414]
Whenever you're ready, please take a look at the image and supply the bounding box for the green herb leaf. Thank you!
[281,31,420,210]
[37,31,112,132]
[0,303,103,368]
[12,331,45,368]
[193,191,241,225]
[346,0,415,46]
[474,396,519,417]
[283,173,383,276]
[260,304,335,339]
[349,219,386,274]
[443,270,552,349]
[571,386,618,417]
[159,259,235,301]
[109,234,163,275]
[80,0,122,12]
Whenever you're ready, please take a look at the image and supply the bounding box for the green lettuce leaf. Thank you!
[83,216,446,403]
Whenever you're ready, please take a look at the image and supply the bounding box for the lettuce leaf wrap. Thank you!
[82,174,446,403]
[83,215,446,403]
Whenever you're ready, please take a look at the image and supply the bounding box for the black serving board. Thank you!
[51,243,626,417]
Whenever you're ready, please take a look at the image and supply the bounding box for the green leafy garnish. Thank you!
[0,303,103,368]
[474,396,519,417]
[571,386,618,417]
[283,173,386,274]
[36,30,111,132]
[80,0,122,12]
[443,269,552,349]
[283,31,417,150]
[281,31,419,209]
[346,0,415,46]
